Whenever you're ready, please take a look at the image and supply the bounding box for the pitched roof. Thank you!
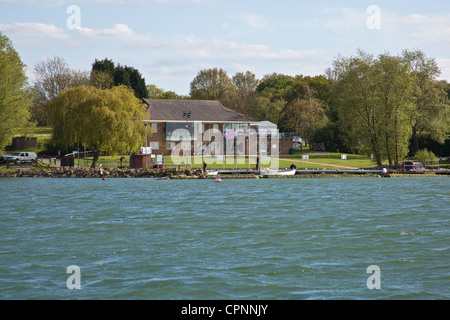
[143,99,255,123]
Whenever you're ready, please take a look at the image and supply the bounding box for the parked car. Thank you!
[402,161,425,172]
[3,152,38,163]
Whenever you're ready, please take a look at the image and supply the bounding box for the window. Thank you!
[151,123,158,133]
[166,142,176,150]
[149,142,159,149]
[166,122,195,141]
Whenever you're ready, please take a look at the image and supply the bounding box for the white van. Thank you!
[4,152,38,163]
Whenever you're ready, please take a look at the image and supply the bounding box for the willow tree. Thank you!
[46,85,147,167]
[0,32,32,150]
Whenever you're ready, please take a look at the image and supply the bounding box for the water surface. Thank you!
[0,177,448,299]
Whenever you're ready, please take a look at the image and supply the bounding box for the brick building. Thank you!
[143,99,294,157]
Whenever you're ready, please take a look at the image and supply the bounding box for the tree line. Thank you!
[186,54,449,165]
[1,30,449,165]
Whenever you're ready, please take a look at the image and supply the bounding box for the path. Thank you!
[279,158,359,169]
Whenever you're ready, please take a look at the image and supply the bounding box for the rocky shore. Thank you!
[1,167,447,179]
[0,167,209,179]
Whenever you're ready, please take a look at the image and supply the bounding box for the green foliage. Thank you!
[254,87,286,124]
[0,32,32,151]
[147,84,185,100]
[46,85,147,164]
[91,58,148,98]
[190,68,235,100]
[333,50,418,166]
[403,49,450,155]
[414,149,438,165]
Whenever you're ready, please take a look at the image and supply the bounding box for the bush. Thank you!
[414,149,438,165]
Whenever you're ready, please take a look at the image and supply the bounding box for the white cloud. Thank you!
[74,23,323,63]
[0,22,68,39]
[436,58,450,81]
[400,13,450,45]
[239,14,270,30]
[77,24,153,45]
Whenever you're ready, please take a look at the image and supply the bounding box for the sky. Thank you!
[1,0,450,95]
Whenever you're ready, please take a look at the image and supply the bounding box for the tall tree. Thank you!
[32,56,89,126]
[254,87,286,125]
[256,73,296,98]
[402,49,450,155]
[91,58,148,98]
[221,71,259,116]
[190,68,235,100]
[333,50,386,165]
[92,58,115,79]
[333,50,420,166]
[34,56,89,100]
[373,54,414,166]
[46,85,147,167]
[279,97,328,143]
[0,32,32,150]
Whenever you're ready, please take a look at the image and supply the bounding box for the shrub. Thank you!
[414,149,438,165]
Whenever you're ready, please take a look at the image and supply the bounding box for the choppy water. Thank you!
[0,177,448,300]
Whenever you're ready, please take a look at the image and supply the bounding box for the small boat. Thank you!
[262,168,296,176]
[206,170,219,176]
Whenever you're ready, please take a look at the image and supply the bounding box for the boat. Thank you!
[262,168,296,176]
[206,170,219,176]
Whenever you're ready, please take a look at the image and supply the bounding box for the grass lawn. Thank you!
[2,127,381,170]
[161,152,380,170]
[74,147,381,170]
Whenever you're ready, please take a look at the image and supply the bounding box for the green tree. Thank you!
[46,85,147,167]
[402,49,450,155]
[256,73,296,99]
[162,91,185,100]
[147,84,185,100]
[147,84,165,99]
[333,50,385,165]
[373,54,415,166]
[0,32,32,150]
[221,71,259,116]
[333,50,422,166]
[90,70,114,90]
[190,68,236,100]
[279,98,328,144]
[92,58,115,79]
[92,59,148,98]
[254,87,286,125]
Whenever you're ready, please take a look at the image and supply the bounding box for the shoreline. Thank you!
[1,167,448,179]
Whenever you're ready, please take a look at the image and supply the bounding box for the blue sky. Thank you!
[1,0,450,95]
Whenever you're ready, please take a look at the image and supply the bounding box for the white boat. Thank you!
[206,170,219,176]
[262,168,296,176]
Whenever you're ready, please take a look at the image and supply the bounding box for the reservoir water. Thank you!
[0,177,448,300]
